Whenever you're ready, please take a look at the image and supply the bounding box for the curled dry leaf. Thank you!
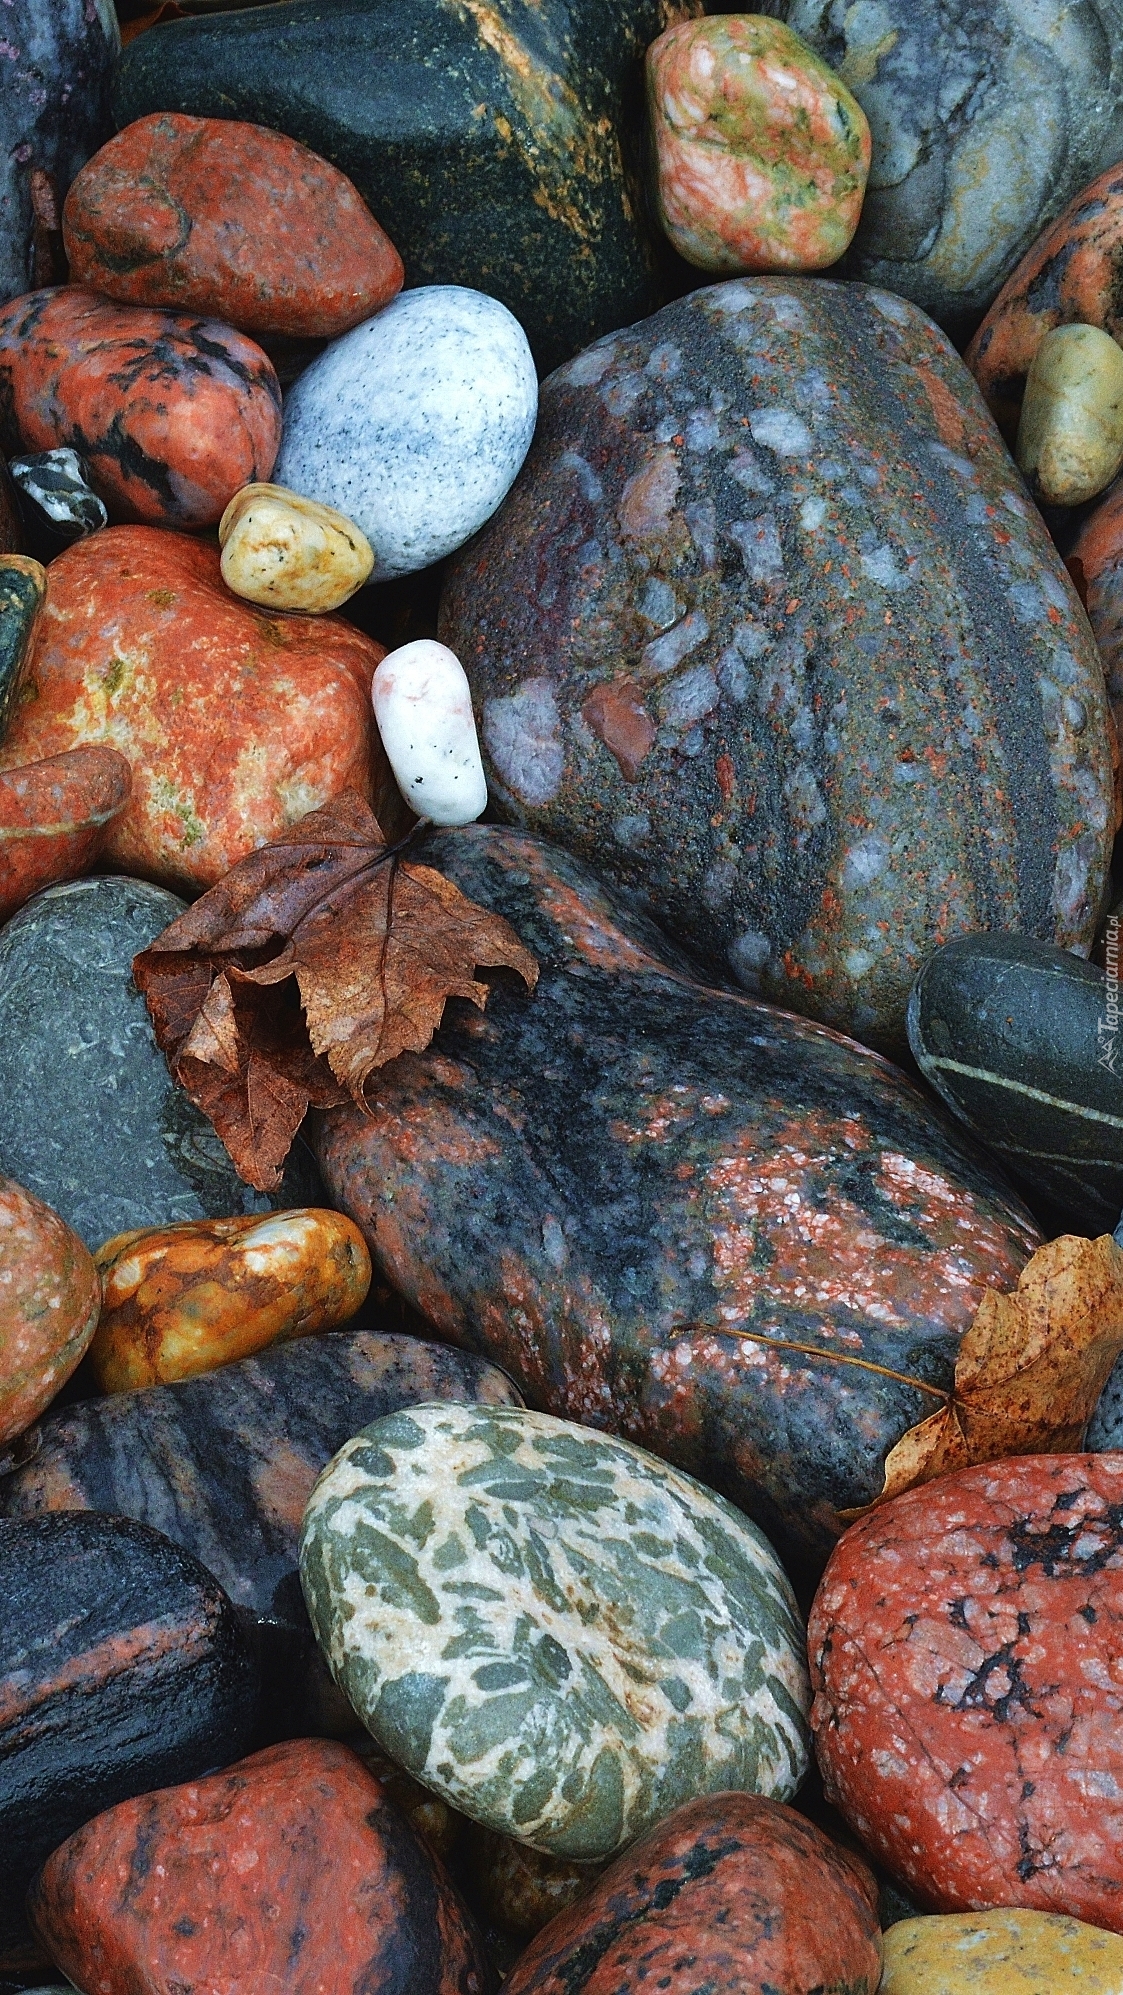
[132,791,538,1191]
[841,1232,1123,1520]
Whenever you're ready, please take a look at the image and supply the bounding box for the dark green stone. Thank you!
[112,0,693,373]
[0,556,43,745]
[907,933,1123,1233]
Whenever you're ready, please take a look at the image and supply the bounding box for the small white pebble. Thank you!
[372,640,488,826]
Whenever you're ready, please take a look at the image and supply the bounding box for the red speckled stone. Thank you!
[504,1792,882,1994]
[809,1454,1123,1930]
[30,1736,494,1995]
[64,113,404,340]
[0,746,131,924]
[0,528,386,895]
[0,287,281,528]
[0,1175,100,1448]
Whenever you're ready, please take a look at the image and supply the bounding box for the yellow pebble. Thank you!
[1016,323,1123,506]
[880,1909,1123,1993]
[218,481,374,612]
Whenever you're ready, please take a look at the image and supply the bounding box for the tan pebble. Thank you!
[1016,324,1123,505]
[219,482,375,612]
[881,1909,1123,1992]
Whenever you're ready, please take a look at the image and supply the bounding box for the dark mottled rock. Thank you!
[0,874,318,1249]
[766,0,1123,338]
[8,447,107,563]
[0,1511,257,1971]
[0,2,119,308]
[112,0,700,374]
[1,1326,522,1730]
[441,279,1114,1056]
[0,461,21,556]
[312,823,1040,1576]
[907,934,1123,1234]
[0,553,44,745]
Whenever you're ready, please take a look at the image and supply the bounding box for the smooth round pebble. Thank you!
[371,640,488,824]
[881,1908,1123,1992]
[1016,323,1123,504]
[274,285,538,580]
[299,1401,810,1861]
[218,482,374,612]
[0,1175,100,1447]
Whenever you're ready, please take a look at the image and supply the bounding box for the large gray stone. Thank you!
[0,1,119,308]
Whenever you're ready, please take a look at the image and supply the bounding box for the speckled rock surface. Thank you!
[0,1,119,308]
[771,0,1123,336]
[275,287,538,581]
[313,823,1041,1576]
[300,1401,811,1858]
[809,1454,1123,1929]
[0,1174,99,1447]
[880,1909,1123,1992]
[1070,478,1123,744]
[0,553,44,744]
[441,278,1114,1055]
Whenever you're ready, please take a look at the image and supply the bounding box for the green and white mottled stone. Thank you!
[299,1402,810,1860]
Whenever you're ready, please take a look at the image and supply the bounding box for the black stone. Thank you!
[0,555,44,745]
[0,1,118,308]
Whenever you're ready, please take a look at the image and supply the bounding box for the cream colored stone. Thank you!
[372,639,488,825]
[881,1909,1123,1992]
[1016,324,1123,506]
[218,481,374,612]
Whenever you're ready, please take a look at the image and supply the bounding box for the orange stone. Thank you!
[0,747,132,925]
[0,527,388,895]
[64,113,404,340]
[0,1175,100,1447]
[90,1208,373,1392]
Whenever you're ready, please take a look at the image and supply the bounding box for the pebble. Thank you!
[274,286,538,581]
[63,111,404,339]
[218,481,375,613]
[647,15,870,274]
[29,1738,492,1995]
[880,1909,1123,1992]
[0,460,22,556]
[1070,479,1123,744]
[89,1209,372,1393]
[0,552,45,741]
[0,745,132,926]
[0,287,281,528]
[299,1402,811,1858]
[465,1829,604,1943]
[0,0,118,306]
[0,1175,100,1448]
[8,447,108,560]
[372,640,489,824]
[809,1455,1123,1929]
[1016,324,1123,505]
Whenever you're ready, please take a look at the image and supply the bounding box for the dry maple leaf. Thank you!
[840,1232,1123,1521]
[133,791,538,1191]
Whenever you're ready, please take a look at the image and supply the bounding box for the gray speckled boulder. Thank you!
[300,1402,811,1860]
[0,875,315,1249]
[769,0,1123,336]
[0,1,119,307]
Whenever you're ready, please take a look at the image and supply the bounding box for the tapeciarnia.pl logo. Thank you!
[1101,914,1120,1075]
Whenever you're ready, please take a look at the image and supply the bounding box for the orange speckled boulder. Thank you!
[0,527,388,895]
[90,1208,372,1392]
[30,1737,494,1995]
[0,1176,100,1447]
[809,1454,1123,1931]
[0,746,131,924]
[504,1792,882,1995]
[65,114,404,340]
[0,287,281,528]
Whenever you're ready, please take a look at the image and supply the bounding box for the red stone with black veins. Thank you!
[809,1454,1123,1929]
[504,1792,882,1994]
[64,113,404,340]
[0,287,281,527]
[30,1737,494,1995]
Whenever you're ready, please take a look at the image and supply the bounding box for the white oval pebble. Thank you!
[274,286,538,580]
[372,640,488,825]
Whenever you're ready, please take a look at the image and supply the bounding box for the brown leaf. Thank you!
[133,791,538,1192]
[841,1233,1123,1520]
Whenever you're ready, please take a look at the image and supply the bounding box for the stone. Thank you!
[63,111,404,339]
[1,1328,523,1733]
[219,482,375,613]
[0,460,23,556]
[1068,477,1123,743]
[880,1909,1123,1993]
[350,1737,465,1863]
[907,934,1123,1234]
[503,1792,882,1995]
[968,161,1123,439]
[313,822,1041,1578]
[0,553,44,743]
[1016,324,1123,505]
[0,287,281,528]
[0,1175,100,1448]
[8,447,108,562]
[647,15,870,274]
[440,278,1115,1056]
[112,0,702,375]
[372,640,489,824]
[0,746,132,925]
[301,1401,811,1858]
[0,874,306,1250]
[0,527,387,895]
[0,1,119,308]
[275,286,538,582]
[464,1829,604,1942]
[0,1511,257,1971]
[89,1208,373,1393]
[29,1737,494,1995]
[809,1454,1123,1929]
[770,0,1123,338]
[1088,1352,1123,1449]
